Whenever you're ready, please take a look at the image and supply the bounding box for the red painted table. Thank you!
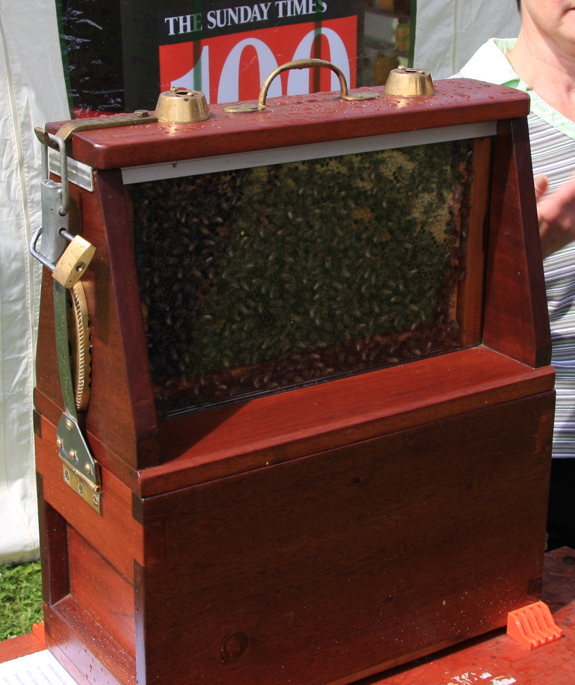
[0,622,45,663]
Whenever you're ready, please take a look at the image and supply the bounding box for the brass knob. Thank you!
[155,87,211,123]
[384,66,435,97]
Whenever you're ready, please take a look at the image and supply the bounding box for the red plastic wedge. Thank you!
[32,622,46,645]
[507,601,563,649]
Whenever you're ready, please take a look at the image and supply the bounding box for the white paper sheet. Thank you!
[0,651,77,685]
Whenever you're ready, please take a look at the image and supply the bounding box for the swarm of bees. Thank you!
[131,139,474,416]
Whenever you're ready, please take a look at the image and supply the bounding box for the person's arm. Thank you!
[536,173,575,259]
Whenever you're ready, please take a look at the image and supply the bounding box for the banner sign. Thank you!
[61,0,412,114]
[158,1,358,104]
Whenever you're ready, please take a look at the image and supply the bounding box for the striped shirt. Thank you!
[459,38,575,457]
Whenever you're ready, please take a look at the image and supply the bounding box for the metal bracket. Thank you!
[53,280,101,514]
[57,413,101,514]
[36,178,69,267]
[31,130,72,271]
[48,148,94,192]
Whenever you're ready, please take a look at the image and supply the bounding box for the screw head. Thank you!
[84,464,91,474]
[65,419,73,431]
[56,438,63,448]
[69,449,77,460]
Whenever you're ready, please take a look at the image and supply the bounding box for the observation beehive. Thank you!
[33,72,554,685]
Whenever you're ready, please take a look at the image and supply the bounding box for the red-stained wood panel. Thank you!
[95,170,160,468]
[45,598,136,685]
[142,347,554,496]
[68,527,136,658]
[8,549,572,682]
[34,270,65,428]
[456,136,490,345]
[134,392,554,685]
[483,118,551,367]
[37,473,69,607]
[45,81,529,170]
[81,179,141,470]
[35,414,152,582]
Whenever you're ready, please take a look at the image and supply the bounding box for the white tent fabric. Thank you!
[0,0,68,563]
[413,0,522,79]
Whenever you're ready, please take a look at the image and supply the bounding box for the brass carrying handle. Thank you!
[225,59,377,113]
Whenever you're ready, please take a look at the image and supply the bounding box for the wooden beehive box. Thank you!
[33,76,554,685]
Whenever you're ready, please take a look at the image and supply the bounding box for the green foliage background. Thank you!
[0,562,43,641]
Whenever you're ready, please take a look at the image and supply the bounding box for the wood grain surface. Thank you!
[45,598,135,685]
[68,527,136,658]
[95,170,159,469]
[483,118,551,367]
[134,392,554,685]
[455,136,491,346]
[36,386,555,685]
[37,474,69,607]
[35,414,148,582]
[144,347,554,496]
[34,171,159,473]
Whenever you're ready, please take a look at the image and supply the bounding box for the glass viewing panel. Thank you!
[131,139,475,416]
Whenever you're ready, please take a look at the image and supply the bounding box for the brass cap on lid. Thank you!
[155,87,211,123]
[384,66,435,97]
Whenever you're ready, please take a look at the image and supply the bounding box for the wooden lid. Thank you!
[45,79,529,170]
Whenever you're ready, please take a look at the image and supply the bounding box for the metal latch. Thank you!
[30,129,101,514]
[30,130,96,284]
